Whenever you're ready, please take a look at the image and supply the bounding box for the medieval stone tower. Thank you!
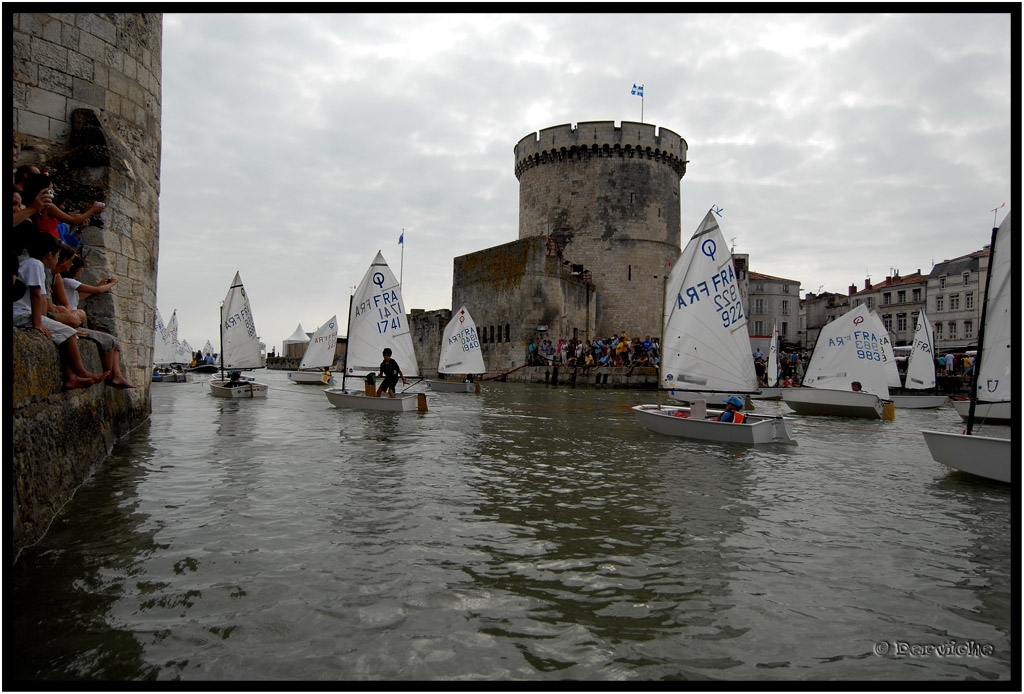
[442,120,687,376]
[514,121,687,338]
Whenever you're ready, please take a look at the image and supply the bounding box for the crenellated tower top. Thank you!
[514,121,688,180]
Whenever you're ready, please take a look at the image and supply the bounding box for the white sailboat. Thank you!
[632,209,796,444]
[151,309,187,382]
[324,252,427,412]
[288,316,338,385]
[751,320,783,400]
[890,308,948,409]
[428,306,484,393]
[209,271,268,399]
[781,303,895,419]
[923,212,1011,483]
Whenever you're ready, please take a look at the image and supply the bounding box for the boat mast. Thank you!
[341,292,353,392]
[965,223,999,436]
[218,301,224,382]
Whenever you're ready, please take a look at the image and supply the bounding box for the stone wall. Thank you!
[452,237,592,375]
[12,13,162,554]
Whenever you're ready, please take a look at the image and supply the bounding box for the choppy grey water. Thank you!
[10,370,1013,683]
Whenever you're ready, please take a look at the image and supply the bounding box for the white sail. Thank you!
[345,251,419,377]
[767,321,779,387]
[661,210,758,394]
[904,308,936,390]
[975,212,1011,405]
[152,309,177,366]
[299,316,338,370]
[872,311,902,389]
[438,306,485,375]
[801,303,890,398]
[220,271,264,370]
[178,339,194,364]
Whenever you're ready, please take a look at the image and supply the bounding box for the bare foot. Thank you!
[107,376,138,389]
[64,372,106,390]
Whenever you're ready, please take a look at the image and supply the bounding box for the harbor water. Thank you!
[10,370,1013,682]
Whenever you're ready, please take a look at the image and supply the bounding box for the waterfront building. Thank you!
[799,291,851,351]
[747,270,801,354]
[927,246,989,353]
[847,271,930,347]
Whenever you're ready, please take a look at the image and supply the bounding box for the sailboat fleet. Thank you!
[154,209,1008,481]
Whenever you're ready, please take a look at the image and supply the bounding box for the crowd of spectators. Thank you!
[527,332,661,374]
[13,140,134,390]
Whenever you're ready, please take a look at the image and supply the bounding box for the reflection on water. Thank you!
[10,373,1012,682]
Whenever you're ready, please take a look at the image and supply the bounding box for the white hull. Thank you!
[921,429,1011,483]
[287,369,336,385]
[750,387,783,400]
[209,378,268,399]
[324,387,424,412]
[632,404,796,444]
[427,380,480,393]
[890,394,949,409]
[782,388,886,419]
[952,399,1011,425]
[668,391,730,406]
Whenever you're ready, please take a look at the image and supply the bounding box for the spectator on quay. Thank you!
[13,232,108,390]
[48,243,84,328]
[35,188,104,241]
[615,336,629,365]
[542,339,554,365]
[527,339,537,366]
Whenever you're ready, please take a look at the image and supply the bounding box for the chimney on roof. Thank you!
[884,276,891,285]
[849,283,857,295]
[864,279,871,290]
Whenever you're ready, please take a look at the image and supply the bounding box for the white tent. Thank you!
[283,323,310,358]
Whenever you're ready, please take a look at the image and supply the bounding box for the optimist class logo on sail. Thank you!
[353,272,404,334]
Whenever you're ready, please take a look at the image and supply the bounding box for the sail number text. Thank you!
[675,264,744,328]
[449,327,480,352]
[224,306,257,338]
[354,289,404,334]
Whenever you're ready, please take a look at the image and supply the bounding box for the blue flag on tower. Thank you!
[399,231,404,245]
[631,83,643,97]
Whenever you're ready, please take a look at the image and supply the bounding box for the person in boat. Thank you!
[227,370,243,385]
[716,396,746,423]
[376,347,407,398]
[851,381,862,392]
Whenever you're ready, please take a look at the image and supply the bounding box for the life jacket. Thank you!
[733,412,746,423]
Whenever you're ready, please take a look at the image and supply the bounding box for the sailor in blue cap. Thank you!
[717,395,746,423]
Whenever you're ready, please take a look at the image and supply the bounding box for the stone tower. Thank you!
[514,121,687,339]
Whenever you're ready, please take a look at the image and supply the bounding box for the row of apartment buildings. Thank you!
[740,244,990,356]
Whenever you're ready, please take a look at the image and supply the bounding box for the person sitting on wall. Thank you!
[13,232,108,390]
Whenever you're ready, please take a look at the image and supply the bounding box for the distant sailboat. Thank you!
[209,271,268,399]
[288,317,338,385]
[428,306,484,393]
[889,308,948,409]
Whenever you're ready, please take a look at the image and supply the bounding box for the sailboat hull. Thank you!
[427,380,480,393]
[750,387,783,400]
[782,388,885,419]
[921,429,1011,483]
[890,394,949,409]
[209,378,268,399]
[287,369,336,385]
[632,405,796,444]
[951,399,1011,424]
[324,388,423,411]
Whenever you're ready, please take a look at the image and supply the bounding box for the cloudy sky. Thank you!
[156,12,1013,352]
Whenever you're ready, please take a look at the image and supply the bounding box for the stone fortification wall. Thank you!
[452,237,592,374]
[409,309,451,379]
[514,121,686,339]
[12,13,162,554]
